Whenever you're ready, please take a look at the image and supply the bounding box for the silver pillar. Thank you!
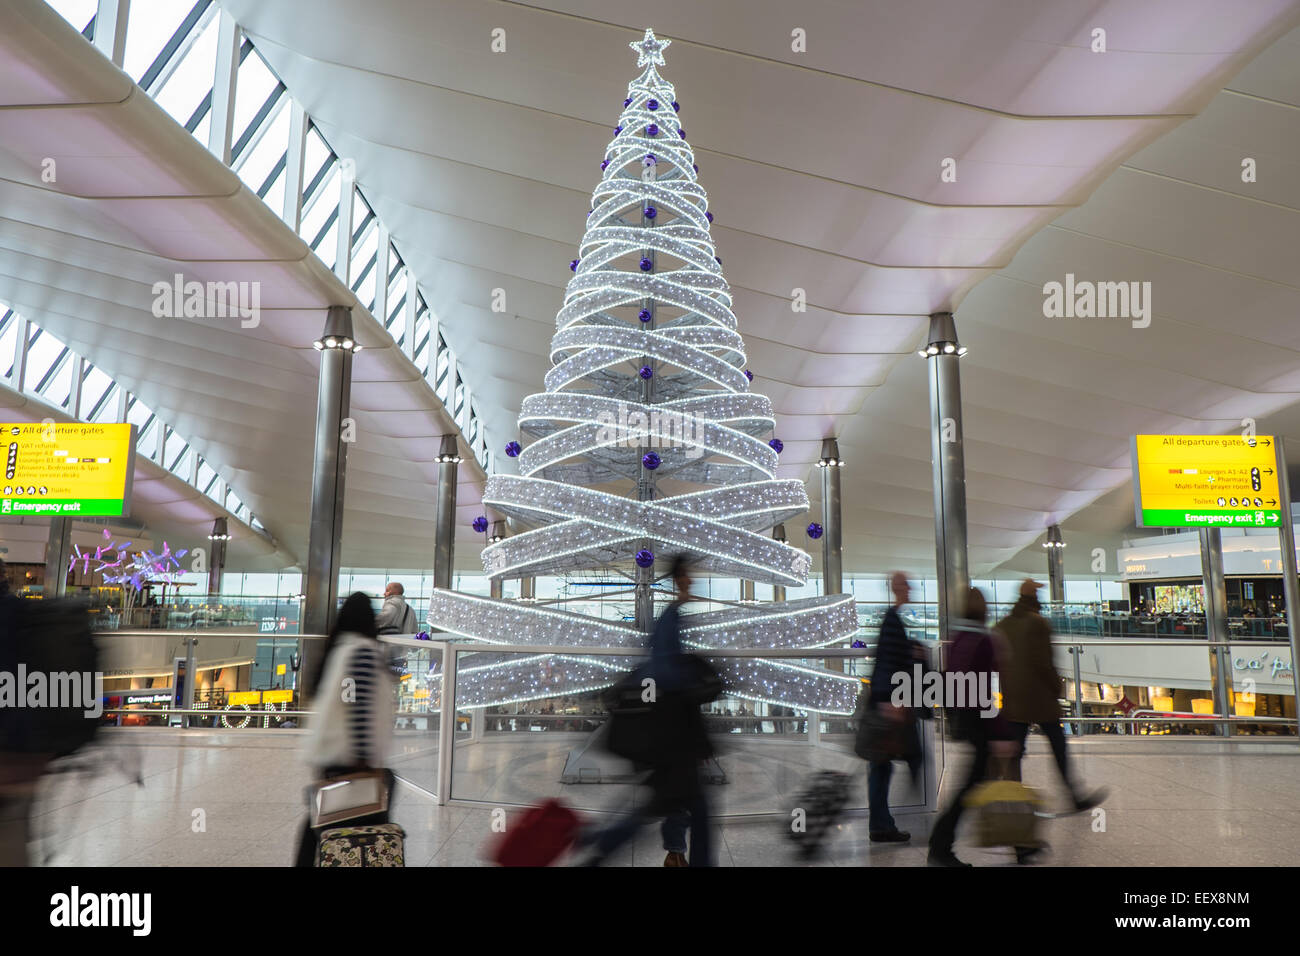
[1199,527,1233,737]
[519,577,535,601]
[433,435,460,591]
[818,438,844,595]
[489,521,506,600]
[44,517,72,597]
[207,516,229,597]
[1045,524,1065,605]
[302,307,355,677]
[924,312,970,645]
[739,579,755,603]
[1273,439,1300,735]
[772,524,787,603]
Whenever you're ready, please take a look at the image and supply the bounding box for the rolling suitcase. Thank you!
[317,823,406,867]
[963,779,1044,848]
[491,799,581,866]
[786,770,851,859]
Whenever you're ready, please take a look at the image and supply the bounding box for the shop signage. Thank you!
[1132,434,1281,528]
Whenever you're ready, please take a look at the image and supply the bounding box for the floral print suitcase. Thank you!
[316,823,406,867]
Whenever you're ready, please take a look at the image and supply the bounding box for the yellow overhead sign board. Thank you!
[1,422,136,518]
[1132,434,1282,528]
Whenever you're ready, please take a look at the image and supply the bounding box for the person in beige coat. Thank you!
[996,580,1106,819]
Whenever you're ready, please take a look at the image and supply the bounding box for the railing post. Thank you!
[436,641,457,805]
[1071,644,1084,735]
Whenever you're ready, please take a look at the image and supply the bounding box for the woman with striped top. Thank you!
[294,592,395,866]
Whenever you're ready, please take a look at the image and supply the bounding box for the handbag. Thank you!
[308,768,391,829]
[854,708,919,762]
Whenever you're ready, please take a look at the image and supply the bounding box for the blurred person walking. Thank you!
[295,592,396,866]
[585,554,720,866]
[928,587,1008,867]
[997,580,1107,832]
[864,571,926,844]
[376,582,418,635]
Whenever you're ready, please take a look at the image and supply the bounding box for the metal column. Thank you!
[772,524,787,603]
[436,642,457,805]
[44,518,72,597]
[1199,527,1234,737]
[433,435,460,591]
[488,521,506,600]
[818,439,844,596]
[1273,439,1300,736]
[1045,524,1065,605]
[302,307,356,689]
[924,312,970,645]
[739,580,755,603]
[207,516,229,598]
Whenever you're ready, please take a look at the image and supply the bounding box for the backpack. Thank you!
[0,597,101,757]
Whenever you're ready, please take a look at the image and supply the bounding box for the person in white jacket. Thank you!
[295,592,395,866]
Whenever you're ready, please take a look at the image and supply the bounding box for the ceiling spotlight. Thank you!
[926,345,939,356]
[324,336,338,349]
[341,338,354,350]
[312,340,324,350]
[352,343,363,353]
[916,349,928,358]
[943,343,955,354]
[957,346,968,356]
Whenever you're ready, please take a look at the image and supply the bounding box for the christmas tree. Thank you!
[427,29,860,714]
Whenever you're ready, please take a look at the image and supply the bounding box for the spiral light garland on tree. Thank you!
[428,29,859,714]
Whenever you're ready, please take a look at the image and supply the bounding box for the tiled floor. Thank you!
[25,728,1300,866]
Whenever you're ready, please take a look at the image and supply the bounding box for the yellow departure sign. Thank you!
[1,422,136,518]
[1132,434,1281,528]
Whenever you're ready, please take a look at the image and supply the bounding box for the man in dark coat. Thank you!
[865,571,925,843]
[997,580,1106,821]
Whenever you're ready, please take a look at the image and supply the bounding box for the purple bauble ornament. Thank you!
[614,125,623,135]
[693,164,699,173]
[715,256,722,265]
[643,153,657,167]
[472,516,489,534]
[639,365,653,380]
[678,128,686,139]
[642,451,661,470]
[638,308,652,322]
[570,259,580,272]
[505,440,521,458]
[769,438,783,453]
[417,631,431,642]
[706,211,713,223]
[600,159,609,171]
[851,640,866,649]
[806,522,824,540]
[744,369,754,381]
[672,101,680,112]
[643,206,657,219]
[647,99,659,110]
[635,549,655,569]
[646,123,659,137]
[624,97,632,107]
[639,257,653,272]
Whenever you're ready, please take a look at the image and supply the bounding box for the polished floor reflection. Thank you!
[26,729,1300,866]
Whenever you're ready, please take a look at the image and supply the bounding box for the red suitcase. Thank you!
[491,799,581,866]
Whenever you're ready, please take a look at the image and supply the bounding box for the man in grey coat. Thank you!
[376,582,418,635]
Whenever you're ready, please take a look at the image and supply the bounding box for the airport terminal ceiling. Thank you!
[1,0,1300,579]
